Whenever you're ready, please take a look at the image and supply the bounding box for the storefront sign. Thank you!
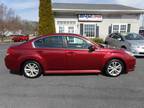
[78,14,103,22]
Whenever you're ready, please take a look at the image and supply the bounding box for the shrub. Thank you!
[91,37,104,44]
[39,0,55,35]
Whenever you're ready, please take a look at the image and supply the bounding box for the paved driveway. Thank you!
[0,43,144,108]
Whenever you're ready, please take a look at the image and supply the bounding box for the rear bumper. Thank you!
[5,55,20,72]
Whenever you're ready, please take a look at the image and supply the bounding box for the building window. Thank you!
[120,25,127,33]
[59,26,65,33]
[57,21,76,25]
[112,24,127,33]
[83,24,96,37]
[68,26,74,33]
[113,25,119,33]
[57,21,77,34]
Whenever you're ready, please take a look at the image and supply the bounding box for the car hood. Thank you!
[127,40,144,46]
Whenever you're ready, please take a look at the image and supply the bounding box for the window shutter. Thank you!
[80,24,83,35]
[127,24,131,33]
[108,25,112,34]
[96,25,99,37]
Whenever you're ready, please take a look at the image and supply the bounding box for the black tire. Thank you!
[22,61,42,78]
[105,41,108,45]
[104,59,124,77]
[121,46,127,50]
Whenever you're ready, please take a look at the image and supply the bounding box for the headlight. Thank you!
[125,50,134,56]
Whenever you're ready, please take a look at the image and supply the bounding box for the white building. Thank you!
[53,3,144,39]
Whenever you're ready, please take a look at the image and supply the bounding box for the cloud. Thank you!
[115,0,144,8]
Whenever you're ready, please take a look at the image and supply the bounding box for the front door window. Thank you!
[66,36,90,49]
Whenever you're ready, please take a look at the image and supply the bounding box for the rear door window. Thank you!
[34,36,64,48]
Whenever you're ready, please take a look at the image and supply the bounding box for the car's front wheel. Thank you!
[104,59,124,77]
[22,61,42,78]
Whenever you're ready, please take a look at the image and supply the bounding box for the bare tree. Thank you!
[0,2,38,42]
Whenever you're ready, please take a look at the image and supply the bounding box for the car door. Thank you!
[34,36,66,70]
[65,36,102,70]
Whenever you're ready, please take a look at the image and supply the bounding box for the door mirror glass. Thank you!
[88,45,96,52]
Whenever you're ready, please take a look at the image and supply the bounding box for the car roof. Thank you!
[40,33,82,37]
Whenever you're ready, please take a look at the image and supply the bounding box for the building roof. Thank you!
[53,3,144,14]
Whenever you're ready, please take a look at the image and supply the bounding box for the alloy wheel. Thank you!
[23,61,41,78]
[106,59,124,77]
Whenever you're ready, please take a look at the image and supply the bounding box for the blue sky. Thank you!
[0,0,144,21]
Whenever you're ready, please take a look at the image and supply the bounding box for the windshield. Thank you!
[124,33,144,40]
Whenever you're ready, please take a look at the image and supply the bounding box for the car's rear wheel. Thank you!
[104,59,124,77]
[22,61,42,78]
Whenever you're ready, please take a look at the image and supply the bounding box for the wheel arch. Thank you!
[121,45,127,49]
[102,57,127,74]
[19,56,47,74]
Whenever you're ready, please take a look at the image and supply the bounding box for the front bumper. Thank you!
[125,55,136,72]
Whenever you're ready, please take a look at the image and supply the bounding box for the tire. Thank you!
[121,46,127,50]
[22,61,42,78]
[105,41,108,45]
[104,59,124,77]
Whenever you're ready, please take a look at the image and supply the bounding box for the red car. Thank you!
[5,33,136,78]
[11,35,29,42]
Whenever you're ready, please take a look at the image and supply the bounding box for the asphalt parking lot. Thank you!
[0,43,144,108]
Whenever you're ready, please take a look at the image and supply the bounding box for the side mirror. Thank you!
[88,45,96,52]
[117,38,124,41]
[117,38,122,41]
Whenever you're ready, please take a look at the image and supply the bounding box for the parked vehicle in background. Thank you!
[139,29,144,37]
[11,34,29,42]
[5,33,136,78]
[105,33,144,56]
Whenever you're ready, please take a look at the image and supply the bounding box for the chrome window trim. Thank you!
[32,35,94,50]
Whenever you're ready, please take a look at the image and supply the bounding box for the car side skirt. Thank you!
[45,70,101,74]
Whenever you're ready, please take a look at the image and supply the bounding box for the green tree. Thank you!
[39,0,55,35]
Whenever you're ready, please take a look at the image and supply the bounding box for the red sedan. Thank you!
[11,34,29,42]
[5,33,136,78]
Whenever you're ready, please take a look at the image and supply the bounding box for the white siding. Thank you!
[54,14,141,40]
